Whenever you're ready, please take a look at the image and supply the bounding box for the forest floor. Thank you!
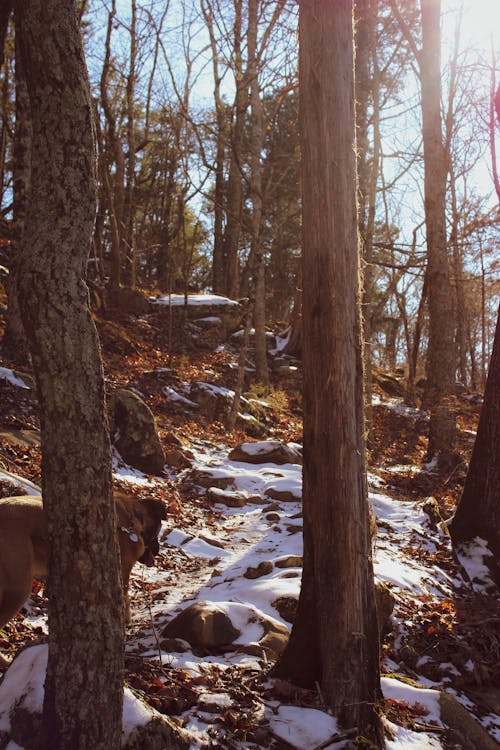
[0,291,499,749]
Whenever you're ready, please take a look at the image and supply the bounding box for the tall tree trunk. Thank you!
[222,0,247,299]
[248,0,269,385]
[420,0,456,462]
[0,2,12,67]
[15,3,124,748]
[355,0,380,435]
[3,27,30,362]
[273,1,384,743]
[100,0,125,291]
[124,0,137,287]
[201,0,226,294]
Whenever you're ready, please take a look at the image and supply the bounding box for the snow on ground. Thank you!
[0,367,30,390]
[152,293,240,307]
[0,418,499,748]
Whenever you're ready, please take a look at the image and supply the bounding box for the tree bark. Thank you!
[355,0,380,435]
[273,1,384,743]
[420,0,456,462]
[248,0,269,385]
[222,0,247,299]
[100,0,125,291]
[2,25,31,362]
[15,2,124,748]
[201,0,227,295]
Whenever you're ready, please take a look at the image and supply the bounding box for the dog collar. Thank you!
[119,525,140,543]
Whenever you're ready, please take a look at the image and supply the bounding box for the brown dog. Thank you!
[0,491,166,667]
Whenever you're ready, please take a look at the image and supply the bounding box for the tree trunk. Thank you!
[355,0,380,435]
[0,2,12,68]
[123,0,137,287]
[3,27,30,362]
[201,0,226,295]
[450,304,500,580]
[222,0,247,299]
[100,0,125,292]
[420,0,456,462]
[273,1,384,743]
[248,0,269,385]
[15,2,124,748]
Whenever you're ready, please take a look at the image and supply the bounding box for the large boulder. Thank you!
[151,294,246,338]
[109,389,165,475]
[108,286,153,315]
[372,367,405,397]
[189,381,234,421]
[229,440,302,466]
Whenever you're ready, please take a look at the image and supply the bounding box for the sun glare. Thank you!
[444,0,500,56]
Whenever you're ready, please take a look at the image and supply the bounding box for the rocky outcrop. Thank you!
[229,440,302,466]
[109,389,165,475]
[372,367,405,397]
[151,294,246,338]
[108,286,153,315]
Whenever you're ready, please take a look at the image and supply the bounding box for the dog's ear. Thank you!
[141,497,167,522]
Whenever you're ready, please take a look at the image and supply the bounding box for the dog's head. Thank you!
[132,497,167,567]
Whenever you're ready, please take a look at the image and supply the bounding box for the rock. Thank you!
[206,487,248,507]
[372,367,405,397]
[439,692,500,750]
[374,582,395,638]
[271,596,298,624]
[229,440,302,466]
[265,488,300,503]
[161,601,241,649]
[422,496,443,527]
[164,446,193,470]
[189,381,234,421]
[96,318,137,355]
[151,294,246,337]
[265,512,281,523]
[109,389,166,475]
[244,561,273,579]
[108,286,153,314]
[158,637,191,653]
[275,555,303,568]
[185,469,235,491]
[124,716,189,750]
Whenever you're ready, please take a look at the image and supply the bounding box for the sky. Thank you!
[444,0,500,57]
